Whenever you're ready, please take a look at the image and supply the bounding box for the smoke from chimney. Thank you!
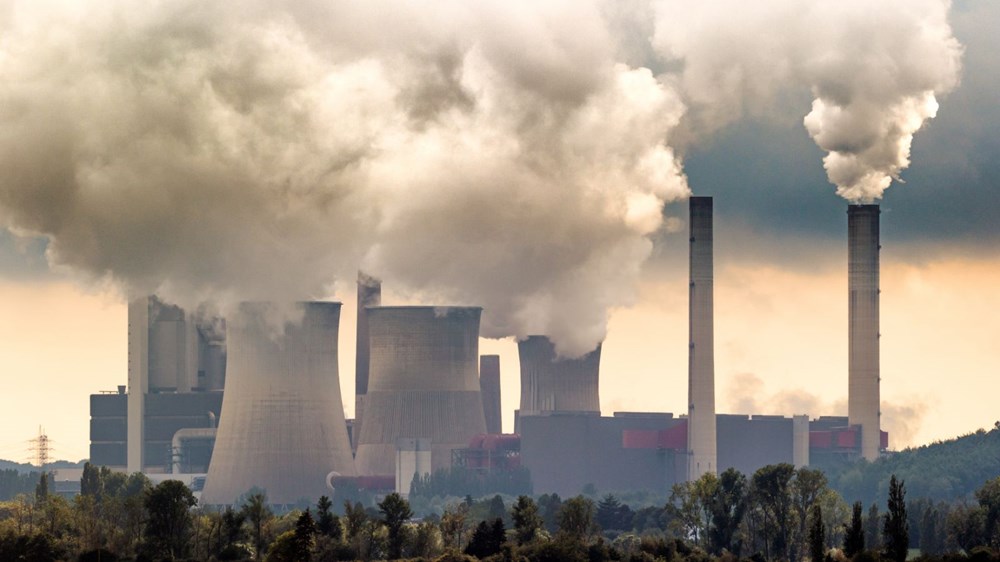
[0,1,961,354]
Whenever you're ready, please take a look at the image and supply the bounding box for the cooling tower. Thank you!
[688,196,717,480]
[517,336,601,417]
[848,204,881,461]
[354,306,487,477]
[480,355,502,434]
[354,273,381,447]
[201,302,356,505]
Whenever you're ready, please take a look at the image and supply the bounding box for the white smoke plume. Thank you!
[653,0,963,202]
[0,0,962,355]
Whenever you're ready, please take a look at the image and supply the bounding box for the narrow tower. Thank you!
[480,355,502,434]
[688,196,717,480]
[355,273,381,446]
[201,302,357,505]
[848,204,881,461]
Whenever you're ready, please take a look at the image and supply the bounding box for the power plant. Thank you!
[200,302,356,506]
[354,306,487,477]
[87,198,889,502]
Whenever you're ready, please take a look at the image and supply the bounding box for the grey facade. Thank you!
[848,204,881,460]
[716,414,794,476]
[480,355,502,434]
[688,196,717,480]
[355,306,487,477]
[201,302,357,506]
[517,335,601,422]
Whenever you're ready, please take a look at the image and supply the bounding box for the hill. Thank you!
[824,427,1000,505]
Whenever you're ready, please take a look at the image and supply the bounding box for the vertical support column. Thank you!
[480,355,502,434]
[127,297,149,473]
[848,204,881,461]
[688,196,717,480]
[355,272,381,450]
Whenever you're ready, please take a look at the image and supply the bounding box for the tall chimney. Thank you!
[480,355,502,434]
[354,272,381,447]
[848,204,881,461]
[688,196,717,480]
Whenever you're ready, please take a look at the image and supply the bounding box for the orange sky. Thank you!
[2,253,998,462]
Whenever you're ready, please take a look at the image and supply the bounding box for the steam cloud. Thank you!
[0,0,962,355]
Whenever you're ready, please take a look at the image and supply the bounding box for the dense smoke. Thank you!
[653,0,963,202]
[0,0,961,355]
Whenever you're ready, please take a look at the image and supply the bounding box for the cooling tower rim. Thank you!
[366,305,482,313]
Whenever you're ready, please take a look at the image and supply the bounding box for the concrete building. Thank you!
[480,355,502,434]
[688,196,717,480]
[354,273,381,449]
[201,302,357,506]
[848,204,882,460]
[354,306,487,477]
[517,336,601,426]
[90,296,226,474]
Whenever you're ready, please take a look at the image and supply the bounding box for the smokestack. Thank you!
[354,306,487,476]
[201,302,357,505]
[354,273,381,447]
[517,336,601,422]
[480,355,502,434]
[848,204,881,461]
[688,196,716,480]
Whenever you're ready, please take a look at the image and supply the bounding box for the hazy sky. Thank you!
[1,0,998,463]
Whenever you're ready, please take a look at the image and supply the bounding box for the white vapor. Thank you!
[0,0,962,355]
[653,0,963,202]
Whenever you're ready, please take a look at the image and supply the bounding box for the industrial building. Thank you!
[85,198,888,503]
[90,296,224,473]
[201,302,357,506]
[354,306,488,477]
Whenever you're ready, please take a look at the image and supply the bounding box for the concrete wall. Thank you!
[480,355,502,434]
[518,336,601,419]
[716,414,794,476]
[848,204,881,460]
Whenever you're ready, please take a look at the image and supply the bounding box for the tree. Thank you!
[465,518,505,559]
[379,492,413,559]
[512,495,543,545]
[809,504,825,562]
[293,509,317,562]
[34,471,49,504]
[557,496,597,542]
[80,463,102,498]
[751,463,796,561]
[844,501,865,557]
[343,500,367,543]
[668,474,716,546]
[976,476,1000,548]
[946,503,986,553]
[316,495,341,541]
[793,468,829,560]
[709,467,748,555]
[488,494,507,523]
[219,506,248,560]
[144,479,197,560]
[440,502,469,549]
[597,494,634,531]
[865,503,882,551]
[538,493,563,533]
[242,491,273,561]
[883,475,909,562]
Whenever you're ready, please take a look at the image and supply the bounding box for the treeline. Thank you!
[0,469,50,501]
[6,461,1000,561]
[409,467,532,500]
[824,427,1000,505]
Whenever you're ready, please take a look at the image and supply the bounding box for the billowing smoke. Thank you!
[0,0,962,355]
[653,0,963,202]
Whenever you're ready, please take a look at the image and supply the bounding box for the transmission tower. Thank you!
[29,426,51,468]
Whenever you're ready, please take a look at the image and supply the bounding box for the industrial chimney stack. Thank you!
[848,204,881,461]
[354,273,381,447]
[688,196,717,480]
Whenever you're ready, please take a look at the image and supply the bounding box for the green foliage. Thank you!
[750,463,796,561]
[379,492,413,559]
[883,475,909,562]
[0,469,48,502]
[512,495,543,545]
[557,496,598,543]
[809,504,825,562]
[143,479,197,560]
[826,428,1000,505]
[596,494,635,532]
[845,501,866,557]
[241,491,273,561]
[708,468,748,555]
[465,518,506,559]
[410,467,532,500]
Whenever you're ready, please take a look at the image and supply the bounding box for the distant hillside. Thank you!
[0,459,86,474]
[824,427,1000,506]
